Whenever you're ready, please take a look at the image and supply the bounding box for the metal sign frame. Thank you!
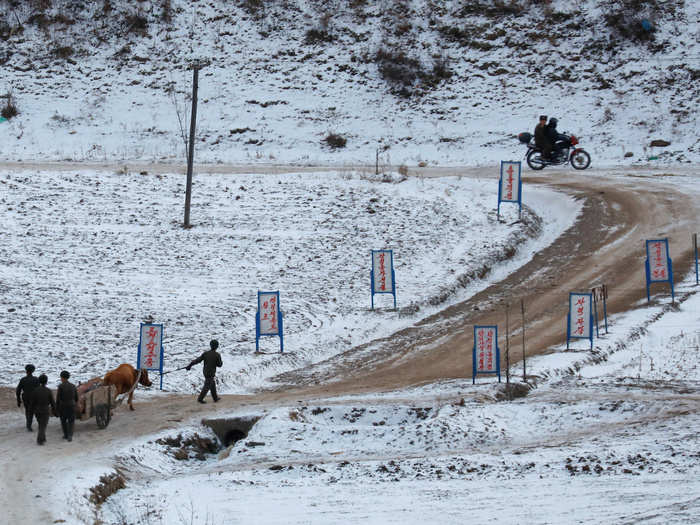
[497,160,522,220]
[472,325,501,384]
[566,292,594,350]
[256,290,284,352]
[644,238,674,302]
[137,323,164,390]
[370,249,397,310]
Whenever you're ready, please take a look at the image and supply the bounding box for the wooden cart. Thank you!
[76,380,118,429]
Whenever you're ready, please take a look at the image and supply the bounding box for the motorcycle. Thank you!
[517,131,591,170]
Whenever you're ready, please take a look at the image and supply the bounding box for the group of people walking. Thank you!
[16,364,78,445]
[15,339,224,445]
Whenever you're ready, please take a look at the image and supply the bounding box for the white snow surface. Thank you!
[1,0,699,521]
[2,166,698,524]
[82,272,700,525]
[0,166,573,394]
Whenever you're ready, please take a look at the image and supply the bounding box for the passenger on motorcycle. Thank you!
[534,115,551,159]
[546,117,568,160]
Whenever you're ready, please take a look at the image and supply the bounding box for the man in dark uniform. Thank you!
[56,370,78,442]
[186,339,223,404]
[30,374,56,445]
[534,115,552,160]
[16,364,40,431]
[546,117,565,159]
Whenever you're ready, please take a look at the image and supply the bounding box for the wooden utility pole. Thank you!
[183,64,201,228]
[694,233,698,285]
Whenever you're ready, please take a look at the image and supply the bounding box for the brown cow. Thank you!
[102,364,152,410]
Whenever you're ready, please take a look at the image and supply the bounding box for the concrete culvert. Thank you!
[202,415,261,447]
[224,429,247,447]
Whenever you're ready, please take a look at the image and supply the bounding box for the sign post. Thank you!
[472,325,501,384]
[256,291,284,352]
[592,285,609,335]
[370,249,397,310]
[566,292,594,350]
[497,161,522,221]
[137,323,164,390]
[645,239,674,303]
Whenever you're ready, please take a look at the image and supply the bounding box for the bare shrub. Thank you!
[305,28,334,45]
[324,133,347,149]
[124,13,148,35]
[52,45,74,59]
[375,46,451,97]
[602,0,664,42]
[438,25,494,50]
[456,0,524,17]
[161,0,173,23]
[88,471,126,506]
[1,90,18,119]
[156,433,219,461]
[239,0,264,18]
[0,18,12,41]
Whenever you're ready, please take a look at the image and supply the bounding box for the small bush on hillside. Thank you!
[124,13,148,35]
[375,47,452,97]
[31,0,52,11]
[1,90,18,120]
[52,45,74,59]
[27,13,50,29]
[602,0,664,42]
[0,18,12,41]
[323,133,347,149]
[437,25,495,50]
[305,28,334,45]
[456,0,524,18]
[239,0,264,18]
[161,0,173,23]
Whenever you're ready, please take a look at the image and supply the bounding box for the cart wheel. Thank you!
[96,404,111,429]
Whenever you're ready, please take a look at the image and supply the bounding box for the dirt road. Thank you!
[1,163,698,523]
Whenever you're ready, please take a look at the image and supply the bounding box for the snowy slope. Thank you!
[1,0,697,165]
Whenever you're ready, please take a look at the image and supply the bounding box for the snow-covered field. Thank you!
[85,273,700,525]
[2,1,699,522]
[0,166,577,394]
[1,166,697,524]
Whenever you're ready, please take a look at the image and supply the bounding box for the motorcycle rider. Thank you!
[534,115,552,159]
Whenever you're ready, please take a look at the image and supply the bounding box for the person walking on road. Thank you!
[56,370,78,442]
[16,364,40,431]
[186,339,223,404]
[30,374,56,445]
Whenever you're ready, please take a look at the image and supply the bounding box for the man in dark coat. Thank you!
[56,370,78,442]
[16,364,40,431]
[30,374,56,445]
[186,339,223,404]
[546,117,566,158]
[534,115,552,160]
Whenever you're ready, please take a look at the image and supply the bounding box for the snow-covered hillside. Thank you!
[1,0,697,165]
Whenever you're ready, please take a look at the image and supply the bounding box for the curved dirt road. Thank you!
[272,167,699,395]
[1,164,698,523]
